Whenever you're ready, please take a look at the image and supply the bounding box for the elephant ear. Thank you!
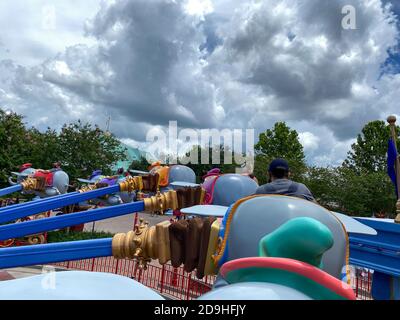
[77,178,94,184]
[330,212,376,235]
[129,170,149,175]
[180,205,228,218]
[170,181,200,188]
[11,172,30,177]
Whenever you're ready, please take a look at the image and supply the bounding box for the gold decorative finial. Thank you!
[387,115,397,125]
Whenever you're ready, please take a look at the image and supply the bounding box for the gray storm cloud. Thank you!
[0,0,399,166]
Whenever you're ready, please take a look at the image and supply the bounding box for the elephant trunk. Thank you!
[8,176,17,186]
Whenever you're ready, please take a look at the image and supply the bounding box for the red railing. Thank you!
[350,267,373,300]
[51,257,215,300]
[51,257,374,300]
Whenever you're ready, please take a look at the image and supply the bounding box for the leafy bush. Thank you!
[47,230,114,243]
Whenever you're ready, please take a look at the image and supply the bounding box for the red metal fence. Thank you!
[51,257,373,300]
[350,267,373,300]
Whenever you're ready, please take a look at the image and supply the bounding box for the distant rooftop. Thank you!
[112,143,148,172]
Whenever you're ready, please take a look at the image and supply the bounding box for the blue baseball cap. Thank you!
[268,158,289,172]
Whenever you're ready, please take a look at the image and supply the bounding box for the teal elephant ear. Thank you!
[259,217,334,269]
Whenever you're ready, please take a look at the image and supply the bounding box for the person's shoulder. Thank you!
[255,183,273,194]
[294,181,311,190]
[294,182,315,198]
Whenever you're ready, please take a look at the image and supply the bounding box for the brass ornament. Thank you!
[112,220,172,269]
[78,184,97,193]
[143,190,178,214]
[21,177,45,192]
[112,186,209,271]
[119,176,143,193]
[26,234,46,245]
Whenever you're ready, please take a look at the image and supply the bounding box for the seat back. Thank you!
[216,195,348,279]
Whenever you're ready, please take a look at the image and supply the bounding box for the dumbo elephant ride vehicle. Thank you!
[0,163,70,247]
[0,192,377,300]
[77,169,137,207]
[3,163,69,199]
[137,165,259,217]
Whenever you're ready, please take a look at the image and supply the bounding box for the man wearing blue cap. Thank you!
[255,158,315,202]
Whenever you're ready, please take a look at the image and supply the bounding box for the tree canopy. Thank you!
[344,120,400,173]
[0,109,127,187]
[254,122,307,184]
[1,107,398,218]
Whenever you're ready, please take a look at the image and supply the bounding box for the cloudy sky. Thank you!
[1,0,399,166]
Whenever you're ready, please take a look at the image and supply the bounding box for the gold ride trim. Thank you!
[20,177,46,192]
[78,176,144,194]
[112,187,206,270]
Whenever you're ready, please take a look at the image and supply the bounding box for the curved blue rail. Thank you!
[0,185,23,197]
[0,238,112,269]
[0,201,145,241]
[0,185,120,224]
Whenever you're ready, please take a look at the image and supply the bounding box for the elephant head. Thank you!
[202,173,259,206]
[132,163,197,193]
[78,170,136,206]
[9,163,69,198]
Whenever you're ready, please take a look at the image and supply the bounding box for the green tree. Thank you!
[339,120,399,217]
[344,120,400,173]
[335,168,397,217]
[0,110,28,186]
[180,145,243,182]
[254,122,307,185]
[303,166,341,209]
[24,127,60,169]
[57,121,127,182]
[129,156,151,172]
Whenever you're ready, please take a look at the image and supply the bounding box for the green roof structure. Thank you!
[112,143,148,172]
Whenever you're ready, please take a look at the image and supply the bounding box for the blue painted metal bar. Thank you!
[0,185,121,224]
[0,238,112,269]
[343,217,400,300]
[349,218,400,277]
[0,185,23,197]
[0,201,145,241]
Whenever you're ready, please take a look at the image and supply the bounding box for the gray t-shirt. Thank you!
[255,179,315,202]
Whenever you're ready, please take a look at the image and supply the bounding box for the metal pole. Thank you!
[0,201,145,241]
[134,213,139,229]
[0,238,112,269]
[186,273,192,300]
[0,185,23,197]
[160,265,165,294]
[387,115,400,223]
[0,185,120,224]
